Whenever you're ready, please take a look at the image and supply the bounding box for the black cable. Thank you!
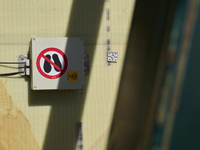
[0,62,25,64]
[0,71,24,76]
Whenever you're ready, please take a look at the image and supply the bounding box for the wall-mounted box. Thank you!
[31,37,84,90]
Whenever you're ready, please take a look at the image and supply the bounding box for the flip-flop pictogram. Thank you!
[43,54,52,73]
[52,54,62,72]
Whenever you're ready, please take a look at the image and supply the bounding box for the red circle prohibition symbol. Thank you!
[36,47,68,79]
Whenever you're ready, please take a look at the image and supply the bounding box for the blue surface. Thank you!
[170,2,200,150]
[151,0,189,149]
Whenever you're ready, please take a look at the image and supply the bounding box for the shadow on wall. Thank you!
[28,0,105,150]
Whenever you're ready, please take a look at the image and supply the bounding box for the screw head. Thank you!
[21,55,25,60]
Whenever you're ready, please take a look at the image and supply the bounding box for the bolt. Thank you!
[84,69,87,72]
[34,86,37,89]
[21,68,25,72]
[21,55,25,60]
[33,38,36,40]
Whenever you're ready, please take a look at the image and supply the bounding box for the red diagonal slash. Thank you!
[42,55,62,72]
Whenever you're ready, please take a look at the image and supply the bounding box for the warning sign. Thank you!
[68,71,78,82]
[36,47,68,79]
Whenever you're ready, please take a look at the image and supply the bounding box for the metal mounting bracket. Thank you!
[84,54,90,75]
[18,55,30,76]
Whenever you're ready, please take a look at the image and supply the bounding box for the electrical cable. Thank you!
[0,71,24,76]
[0,61,27,76]
[0,62,25,64]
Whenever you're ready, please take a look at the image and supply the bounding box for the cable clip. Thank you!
[18,55,30,76]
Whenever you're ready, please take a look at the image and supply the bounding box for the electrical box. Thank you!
[31,37,85,90]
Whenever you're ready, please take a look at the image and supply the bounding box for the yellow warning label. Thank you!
[67,71,78,82]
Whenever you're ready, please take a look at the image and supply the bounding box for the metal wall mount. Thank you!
[18,55,30,76]
[84,53,90,75]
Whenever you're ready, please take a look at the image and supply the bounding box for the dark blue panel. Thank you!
[170,3,200,150]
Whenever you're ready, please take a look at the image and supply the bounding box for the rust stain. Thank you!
[0,80,40,150]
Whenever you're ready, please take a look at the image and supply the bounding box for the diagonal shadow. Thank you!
[28,0,105,149]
